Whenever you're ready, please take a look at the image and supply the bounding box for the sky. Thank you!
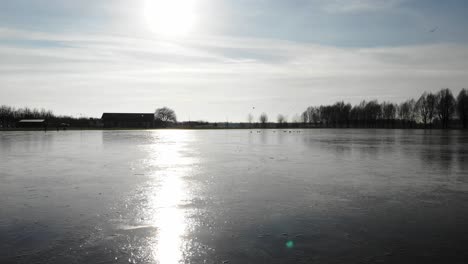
[1,0,468,121]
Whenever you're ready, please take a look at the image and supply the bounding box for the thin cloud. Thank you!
[321,0,407,13]
[1,26,467,120]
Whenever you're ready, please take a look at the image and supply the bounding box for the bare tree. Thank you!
[333,101,351,127]
[247,113,254,128]
[277,114,287,128]
[457,88,468,128]
[399,99,416,127]
[155,107,177,123]
[301,111,308,124]
[364,100,382,128]
[427,93,436,127]
[435,88,456,129]
[259,113,268,127]
[416,92,437,128]
[247,113,254,123]
[381,102,397,128]
[277,114,286,124]
[305,107,314,123]
[382,102,397,119]
[0,105,12,128]
[310,107,320,124]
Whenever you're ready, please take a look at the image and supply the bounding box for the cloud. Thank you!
[321,0,406,13]
[0,26,467,121]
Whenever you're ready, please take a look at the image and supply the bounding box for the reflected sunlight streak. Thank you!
[145,131,196,264]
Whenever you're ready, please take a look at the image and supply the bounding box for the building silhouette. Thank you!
[101,113,154,128]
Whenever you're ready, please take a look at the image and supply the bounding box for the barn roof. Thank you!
[18,119,45,123]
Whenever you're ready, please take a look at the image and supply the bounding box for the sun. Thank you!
[143,0,197,37]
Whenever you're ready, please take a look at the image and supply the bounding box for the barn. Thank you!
[101,113,155,128]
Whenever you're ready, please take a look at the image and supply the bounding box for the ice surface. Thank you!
[1,129,468,263]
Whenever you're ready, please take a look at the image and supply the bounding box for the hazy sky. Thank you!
[1,0,468,121]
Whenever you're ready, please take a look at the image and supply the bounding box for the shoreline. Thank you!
[1,127,466,131]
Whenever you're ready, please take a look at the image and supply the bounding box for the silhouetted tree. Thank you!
[333,101,351,127]
[427,93,437,126]
[301,111,308,124]
[304,106,317,124]
[247,113,254,127]
[310,107,320,125]
[435,89,456,129]
[416,92,436,128]
[457,89,468,128]
[277,114,286,126]
[382,102,397,128]
[155,107,177,123]
[259,113,268,127]
[319,105,329,126]
[0,105,13,128]
[399,99,416,128]
[350,103,363,127]
[364,100,382,128]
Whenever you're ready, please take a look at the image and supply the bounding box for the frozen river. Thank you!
[1,129,468,263]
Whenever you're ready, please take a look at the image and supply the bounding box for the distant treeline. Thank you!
[0,106,99,129]
[244,88,467,129]
[2,88,468,130]
[298,88,467,129]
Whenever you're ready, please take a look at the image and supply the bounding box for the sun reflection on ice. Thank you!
[154,176,185,263]
[143,131,197,264]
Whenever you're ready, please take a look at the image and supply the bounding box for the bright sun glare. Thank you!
[143,0,197,37]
